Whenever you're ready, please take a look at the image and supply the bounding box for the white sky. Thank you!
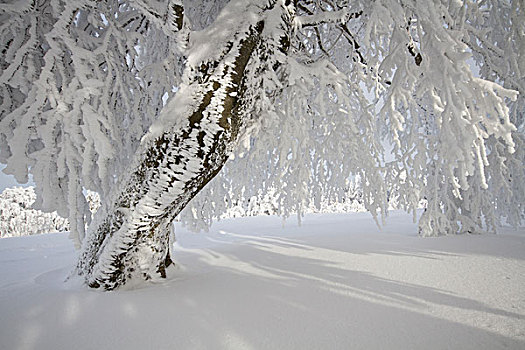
[0,165,33,192]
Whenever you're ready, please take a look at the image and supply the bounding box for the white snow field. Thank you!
[0,211,524,350]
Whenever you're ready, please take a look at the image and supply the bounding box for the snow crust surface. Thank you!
[0,211,524,349]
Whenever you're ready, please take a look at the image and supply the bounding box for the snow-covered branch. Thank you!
[294,7,362,28]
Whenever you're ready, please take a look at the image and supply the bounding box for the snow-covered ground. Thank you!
[0,211,524,349]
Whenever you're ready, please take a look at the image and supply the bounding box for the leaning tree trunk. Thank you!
[77,0,289,290]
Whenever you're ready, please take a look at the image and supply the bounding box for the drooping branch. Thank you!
[130,0,185,35]
[295,6,362,27]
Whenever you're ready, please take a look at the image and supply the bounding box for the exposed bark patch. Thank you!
[172,4,184,31]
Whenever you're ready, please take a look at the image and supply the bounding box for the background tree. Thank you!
[0,186,69,237]
[1,0,523,289]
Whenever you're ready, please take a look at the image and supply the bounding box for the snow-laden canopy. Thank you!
[1,0,523,247]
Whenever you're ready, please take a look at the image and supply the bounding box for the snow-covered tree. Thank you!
[1,0,523,289]
[0,186,69,237]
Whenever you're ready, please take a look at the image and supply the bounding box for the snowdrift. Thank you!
[0,211,524,349]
